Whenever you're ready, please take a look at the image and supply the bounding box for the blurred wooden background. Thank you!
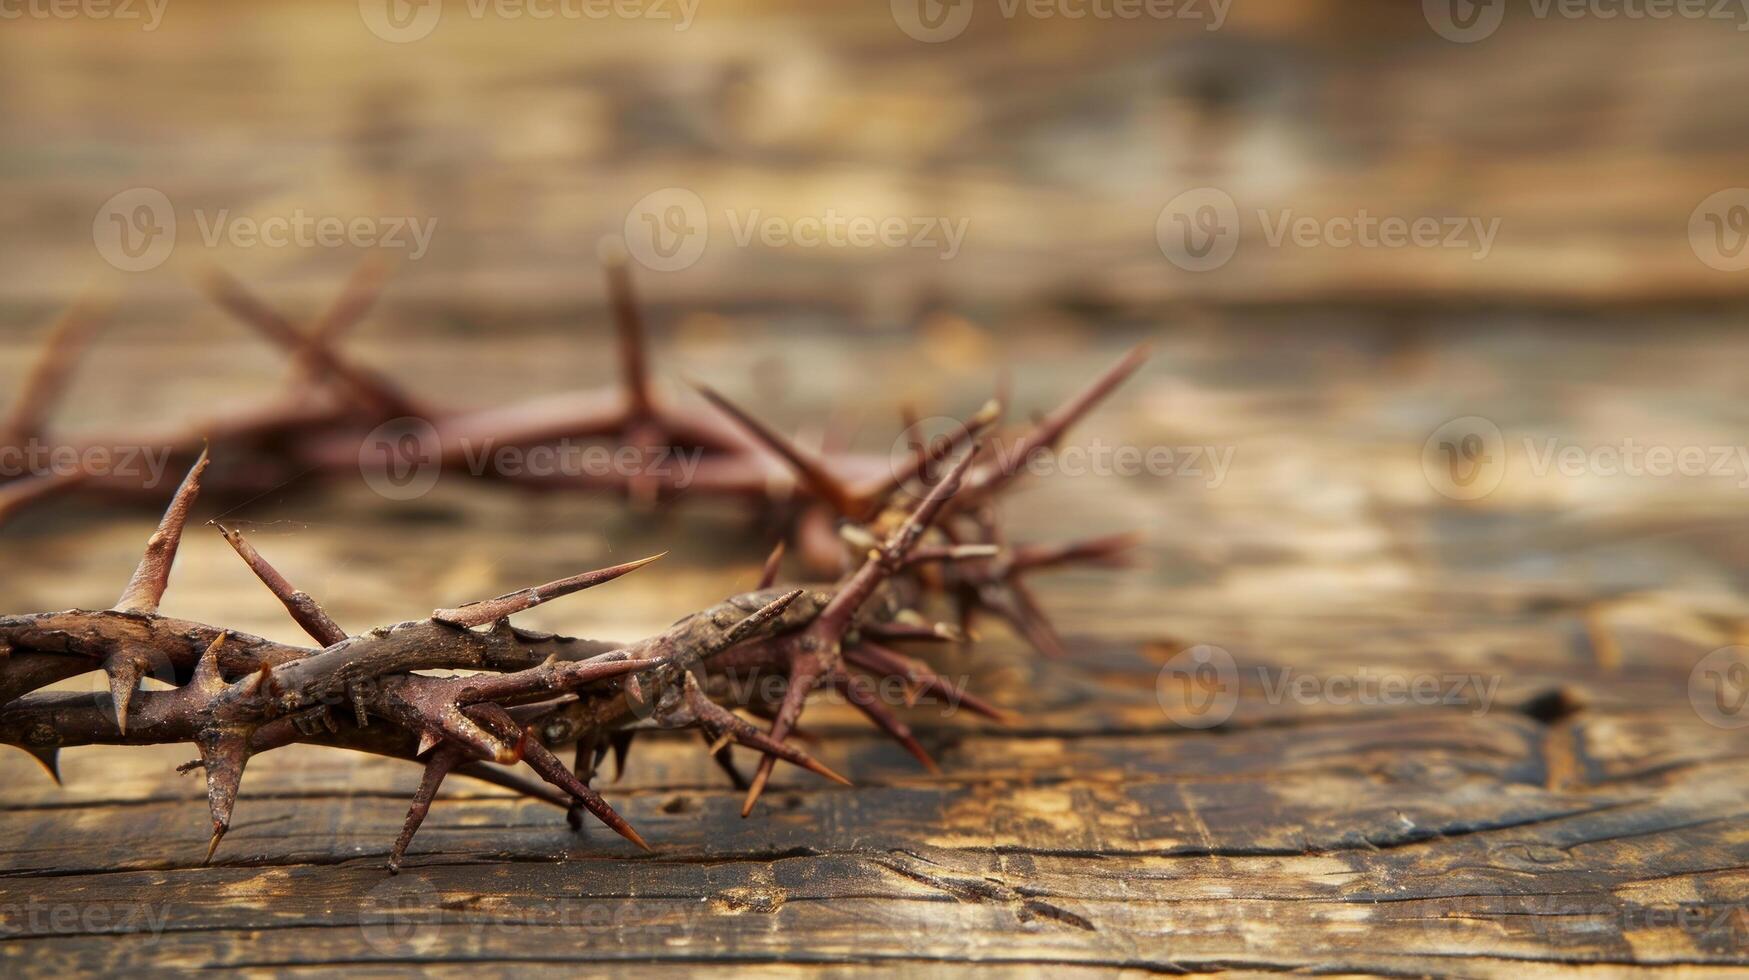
[0,0,1747,320]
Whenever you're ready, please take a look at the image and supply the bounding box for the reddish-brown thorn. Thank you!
[740,656,827,817]
[195,728,249,865]
[847,641,1013,724]
[432,553,665,628]
[701,729,750,790]
[471,703,649,852]
[1010,531,1143,572]
[101,651,146,736]
[982,580,1069,660]
[306,255,393,347]
[682,673,849,787]
[213,522,349,646]
[835,672,939,773]
[200,267,412,416]
[2,296,107,446]
[871,398,1002,504]
[0,470,88,525]
[389,743,465,872]
[115,447,209,615]
[688,378,864,519]
[811,444,980,642]
[756,539,786,590]
[976,343,1150,498]
[17,745,60,785]
[601,241,655,419]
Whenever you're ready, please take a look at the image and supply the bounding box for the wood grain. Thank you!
[3,319,1749,974]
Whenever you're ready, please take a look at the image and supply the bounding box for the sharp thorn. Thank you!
[756,539,786,590]
[115,448,209,615]
[432,553,666,628]
[20,745,60,784]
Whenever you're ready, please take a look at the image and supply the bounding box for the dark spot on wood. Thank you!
[1520,688,1584,726]
[1019,899,1096,931]
[660,795,696,814]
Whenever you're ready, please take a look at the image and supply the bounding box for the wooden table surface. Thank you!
[2,308,1749,976]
